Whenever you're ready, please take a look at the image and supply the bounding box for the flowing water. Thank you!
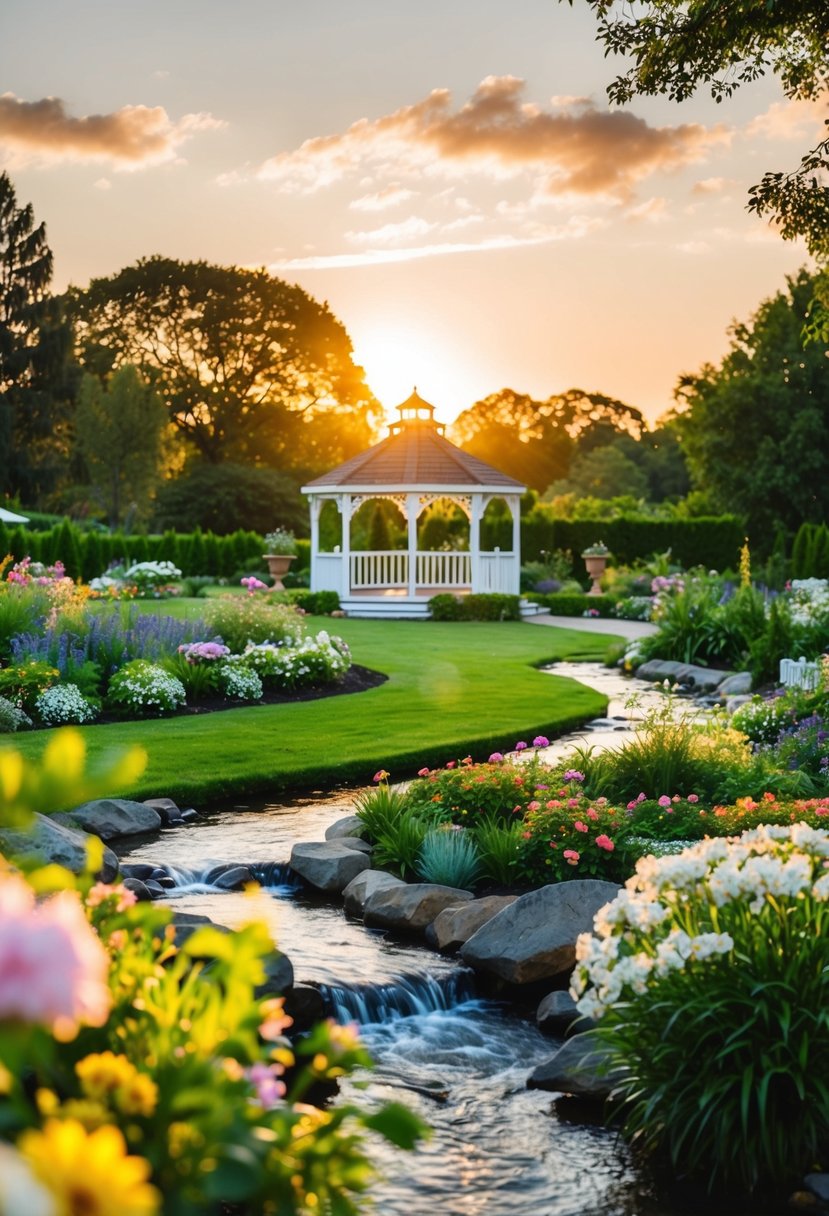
[118,664,705,1216]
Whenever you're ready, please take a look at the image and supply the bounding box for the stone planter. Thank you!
[582,552,608,597]
[263,553,296,590]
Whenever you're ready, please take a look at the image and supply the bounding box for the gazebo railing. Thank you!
[416,551,471,587]
[350,551,410,589]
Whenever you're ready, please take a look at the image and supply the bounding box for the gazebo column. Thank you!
[309,496,320,589]
[470,494,482,593]
[509,495,521,594]
[406,493,418,597]
[340,493,351,597]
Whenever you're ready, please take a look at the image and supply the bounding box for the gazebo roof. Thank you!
[302,390,525,493]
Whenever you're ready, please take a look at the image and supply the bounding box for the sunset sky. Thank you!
[1,0,819,427]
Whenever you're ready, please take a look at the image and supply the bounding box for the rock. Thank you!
[634,658,731,692]
[634,659,686,682]
[142,797,184,825]
[717,671,752,696]
[332,836,372,855]
[805,1176,829,1204]
[363,883,474,934]
[283,984,325,1031]
[460,880,620,985]
[122,877,153,902]
[528,1032,622,1099]
[290,841,370,893]
[121,862,157,881]
[170,913,230,951]
[536,990,582,1035]
[0,813,118,881]
[342,869,406,918]
[255,951,294,998]
[60,798,162,841]
[212,865,256,891]
[324,815,365,840]
[726,694,753,714]
[426,895,518,952]
[144,879,166,898]
[180,809,199,823]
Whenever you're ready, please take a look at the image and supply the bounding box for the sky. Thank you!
[0,0,819,428]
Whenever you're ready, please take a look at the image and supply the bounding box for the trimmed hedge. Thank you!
[429,593,521,621]
[532,592,616,617]
[521,513,744,576]
[0,520,313,582]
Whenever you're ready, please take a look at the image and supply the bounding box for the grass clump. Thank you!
[416,827,482,888]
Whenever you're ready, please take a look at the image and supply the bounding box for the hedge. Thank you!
[0,520,313,582]
[532,592,616,617]
[429,593,522,621]
[520,513,744,576]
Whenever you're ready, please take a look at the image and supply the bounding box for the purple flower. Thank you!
[488,752,504,764]
[514,741,528,751]
[563,769,585,783]
[533,735,550,748]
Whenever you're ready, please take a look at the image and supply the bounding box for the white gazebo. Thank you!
[301,390,527,618]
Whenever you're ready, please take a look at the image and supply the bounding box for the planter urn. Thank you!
[263,553,296,591]
[582,552,608,597]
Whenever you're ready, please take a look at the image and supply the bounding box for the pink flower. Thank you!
[488,752,504,764]
[532,736,549,748]
[86,883,136,913]
[514,741,528,751]
[596,797,608,806]
[247,1061,286,1108]
[373,770,389,783]
[672,794,681,803]
[446,760,456,769]
[528,801,541,812]
[586,808,599,821]
[546,799,562,809]
[567,798,579,809]
[627,800,638,810]
[522,831,531,840]
[0,875,110,1039]
[658,795,672,808]
[563,849,580,865]
[574,820,589,833]
[687,794,699,803]
[595,835,614,851]
[417,767,430,777]
[637,792,646,803]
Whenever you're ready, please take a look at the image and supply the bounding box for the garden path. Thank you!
[527,612,657,640]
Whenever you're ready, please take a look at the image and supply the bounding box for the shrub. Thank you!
[427,593,521,621]
[204,596,303,652]
[405,751,557,826]
[216,663,263,702]
[612,596,654,621]
[572,825,829,1196]
[161,650,225,701]
[0,694,31,733]
[0,583,50,659]
[428,593,463,621]
[518,793,625,885]
[533,592,616,616]
[354,782,409,841]
[34,683,98,726]
[107,660,186,717]
[731,690,809,746]
[291,589,341,615]
[0,660,60,712]
[235,632,351,691]
[416,827,482,888]
[371,806,431,879]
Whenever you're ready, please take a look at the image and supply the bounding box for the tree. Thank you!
[546,444,650,501]
[66,257,380,474]
[0,172,75,502]
[75,364,167,528]
[570,0,829,259]
[450,387,645,493]
[673,269,829,541]
[152,462,306,535]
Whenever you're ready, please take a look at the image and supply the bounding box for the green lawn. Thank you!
[10,613,622,804]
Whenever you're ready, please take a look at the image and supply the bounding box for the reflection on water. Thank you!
[119,663,711,1216]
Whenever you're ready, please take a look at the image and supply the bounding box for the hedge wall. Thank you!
[0,520,312,582]
[521,514,744,576]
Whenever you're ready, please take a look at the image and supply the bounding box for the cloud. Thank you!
[267,216,602,271]
[350,184,415,211]
[626,196,667,223]
[746,95,828,142]
[257,75,728,202]
[691,176,734,196]
[346,216,437,246]
[0,93,225,169]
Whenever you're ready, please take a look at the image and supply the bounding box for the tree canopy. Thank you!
[569,0,829,258]
[66,257,380,476]
[673,268,829,539]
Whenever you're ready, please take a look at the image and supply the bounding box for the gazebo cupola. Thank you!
[301,388,526,618]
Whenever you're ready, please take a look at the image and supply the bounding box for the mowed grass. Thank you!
[9,610,623,804]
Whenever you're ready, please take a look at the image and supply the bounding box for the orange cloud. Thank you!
[0,93,225,169]
[746,95,828,142]
[258,75,728,201]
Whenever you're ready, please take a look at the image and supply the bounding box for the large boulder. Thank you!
[527,1032,622,1100]
[717,672,752,697]
[143,797,187,826]
[342,869,406,918]
[363,883,474,934]
[536,990,589,1036]
[324,815,365,840]
[333,836,372,855]
[59,798,162,841]
[635,658,731,692]
[460,880,620,985]
[426,895,518,953]
[0,813,118,881]
[290,841,370,893]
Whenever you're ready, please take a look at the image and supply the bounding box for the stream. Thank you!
[118,664,701,1216]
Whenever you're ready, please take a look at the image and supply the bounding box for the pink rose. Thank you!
[595,835,614,852]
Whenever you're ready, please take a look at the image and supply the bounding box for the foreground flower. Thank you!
[0,875,110,1039]
[19,1120,159,1216]
[76,1052,158,1117]
[0,1143,56,1216]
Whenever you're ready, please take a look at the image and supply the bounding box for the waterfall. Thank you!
[317,970,480,1025]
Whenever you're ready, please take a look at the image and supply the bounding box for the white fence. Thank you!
[415,551,471,588]
[779,656,822,691]
[350,551,410,589]
[312,549,519,595]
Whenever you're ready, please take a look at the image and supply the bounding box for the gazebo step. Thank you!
[520,598,545,617]
[340,597,432,620]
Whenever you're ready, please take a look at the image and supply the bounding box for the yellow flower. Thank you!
[76,1053,158,1118]
[19,1119,159,1216]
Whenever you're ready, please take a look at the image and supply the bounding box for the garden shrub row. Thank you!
[521,513,744,576]
[0,519,312,581]
[791,522,829,579]
[532,592,616,617]
[428,593,522,621]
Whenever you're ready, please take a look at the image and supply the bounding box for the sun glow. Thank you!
[351,323,480,426]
